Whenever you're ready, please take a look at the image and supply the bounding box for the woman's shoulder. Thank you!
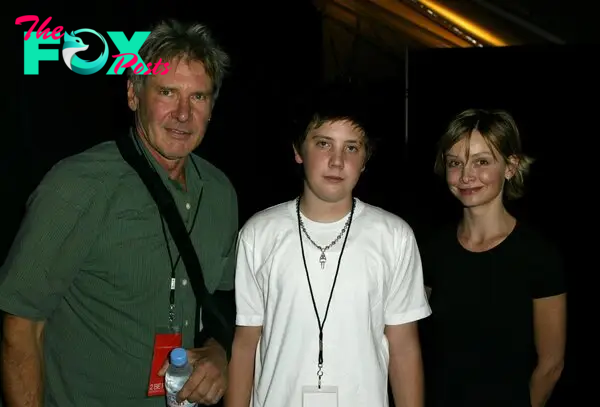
[511,220,562,253]
[500,220,566,278]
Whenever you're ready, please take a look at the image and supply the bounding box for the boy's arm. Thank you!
[225,326,262,407]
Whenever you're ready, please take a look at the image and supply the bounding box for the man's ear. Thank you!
[127,80,139,111]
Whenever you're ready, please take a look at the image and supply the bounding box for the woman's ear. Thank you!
[505,155,520,180]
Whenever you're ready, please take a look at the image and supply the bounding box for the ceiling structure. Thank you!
[314,0,589,81]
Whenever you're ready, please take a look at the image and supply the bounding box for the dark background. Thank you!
[4,0,596,405]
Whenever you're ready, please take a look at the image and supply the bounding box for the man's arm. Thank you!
[0,163,107,407]
[197,184,239,354]
[213,184,239,293]
[530,294,566,407]
[1,315,45,407]
[386,322,424,407]
[198,289,236,357]
[225,326,262,407]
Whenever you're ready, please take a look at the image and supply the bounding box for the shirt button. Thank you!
[182,279,188,286]
[185,203,191,210]
[184,320,189,327]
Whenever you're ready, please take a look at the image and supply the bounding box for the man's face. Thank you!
[127,57,214,160]
[295,120,367,204]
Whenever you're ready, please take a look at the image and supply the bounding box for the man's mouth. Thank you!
[166,128,192,137]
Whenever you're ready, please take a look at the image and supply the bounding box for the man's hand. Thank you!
[159,340,228,405]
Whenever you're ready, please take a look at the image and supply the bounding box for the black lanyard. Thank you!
[159,178,202,332]
[296,197,355,388]
[132,134,203,331]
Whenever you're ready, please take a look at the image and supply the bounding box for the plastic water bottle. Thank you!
[165,348,197,407]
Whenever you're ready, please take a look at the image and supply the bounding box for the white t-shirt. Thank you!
[235,198,431,407]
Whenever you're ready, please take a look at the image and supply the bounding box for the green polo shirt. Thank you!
[0,132,238,407]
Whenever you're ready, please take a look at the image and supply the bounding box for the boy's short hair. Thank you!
[291,82,375,161]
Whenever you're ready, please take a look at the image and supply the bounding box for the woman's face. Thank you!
[445,130,514,208]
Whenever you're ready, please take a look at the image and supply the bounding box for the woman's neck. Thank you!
[459,197,516,248]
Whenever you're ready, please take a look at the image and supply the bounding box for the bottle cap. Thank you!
[170,348,188,367]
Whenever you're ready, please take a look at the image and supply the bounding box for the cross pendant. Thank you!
[319,252,326,269]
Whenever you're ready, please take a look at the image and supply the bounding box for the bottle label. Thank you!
[166,393,197,407]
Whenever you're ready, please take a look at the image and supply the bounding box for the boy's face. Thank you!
[294,119,367,205]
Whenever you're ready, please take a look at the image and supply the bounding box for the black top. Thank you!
[419,221,566,407]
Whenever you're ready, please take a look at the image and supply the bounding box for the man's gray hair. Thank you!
[128,19,230,99]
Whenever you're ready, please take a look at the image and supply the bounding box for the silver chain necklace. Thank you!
[296,197,355,269]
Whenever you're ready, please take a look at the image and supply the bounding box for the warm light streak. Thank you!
[419,0,508,46]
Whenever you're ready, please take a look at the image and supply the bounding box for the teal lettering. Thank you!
[23,31,59,75]
[106,32,150,75]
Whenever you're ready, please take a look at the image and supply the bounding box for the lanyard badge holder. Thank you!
[296,197,356,407]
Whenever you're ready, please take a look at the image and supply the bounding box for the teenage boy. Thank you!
[225,86,431,407]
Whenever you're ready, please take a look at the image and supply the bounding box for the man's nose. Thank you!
[173,98,191,122]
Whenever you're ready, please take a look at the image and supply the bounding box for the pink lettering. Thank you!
[143,62,154,75]
[111,54,172,75]
[112,53,138,73]
[49,26,64,40]
[133,63,144,75]
[15,15,39,40]
[36,17,52,39]
[151,59,162,75]
[151,58,170,75]
[15,15,64,40]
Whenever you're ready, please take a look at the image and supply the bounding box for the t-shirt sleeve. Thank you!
[0,168,105,320]
[529,235,567,299]
[234,232,264,326]
[384,225,432,326]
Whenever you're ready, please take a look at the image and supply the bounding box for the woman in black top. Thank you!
[421,109,566,407]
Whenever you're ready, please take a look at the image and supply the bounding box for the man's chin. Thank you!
[159,149,188,161]
[156,140,194,160]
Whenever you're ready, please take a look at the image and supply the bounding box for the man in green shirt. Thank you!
[0,20,237,407]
